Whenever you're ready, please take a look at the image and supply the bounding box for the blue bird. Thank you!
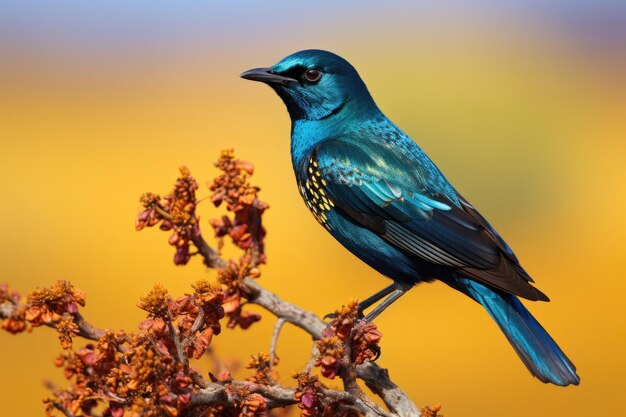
[241,49,579,386]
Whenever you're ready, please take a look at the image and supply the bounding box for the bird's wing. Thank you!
[311,139,548,301]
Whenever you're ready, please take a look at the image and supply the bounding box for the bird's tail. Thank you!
[453,278,580,386]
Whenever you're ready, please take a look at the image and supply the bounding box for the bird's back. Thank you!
[292,113,458,208]
[291,111,548,301]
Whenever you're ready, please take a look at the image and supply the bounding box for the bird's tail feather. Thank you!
[454,278,580,386]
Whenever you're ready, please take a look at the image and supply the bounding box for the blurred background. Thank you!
[1,1,625,416]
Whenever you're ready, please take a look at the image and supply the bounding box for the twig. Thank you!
[166,319,187,366]
[190,381,393,417]
[0,301,101,341]
[305,342,319,373]
[73,311,105,341]
[189,382,296,410]
[358,363,421,417]
[189,232,227,269]
[269,318,286,368]
[51,401,76,417]
[184,305,206,350]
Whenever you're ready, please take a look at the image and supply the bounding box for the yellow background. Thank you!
[1,2,625,416]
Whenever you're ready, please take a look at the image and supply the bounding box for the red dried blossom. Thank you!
[240,392,268,417]
[209,149,268,264]
[293,372,326,417]
[136,166,200,266]
[218,258,262,330]
[350,321,382,365]
[25,280,86,326]
[137,284,174,319]
[0,308,28,334]
[315,300,382,379]
[0,285,28,334]
[314,333,344,379]
[421,403,443,417]
[1,282,88,337]
[245,353,277,385]
[57,314,80,350]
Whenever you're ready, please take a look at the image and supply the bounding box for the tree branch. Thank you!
[0,274,420,417]
[242,277,420,417]
[269,317,286,368]
[72,311,105,341]
[191,381,394,417]
[51,401,76,417]
[190,232,228,269]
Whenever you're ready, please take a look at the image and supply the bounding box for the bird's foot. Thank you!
[322,312,337,322]
[323,308,365,322]
[369,345,381,362]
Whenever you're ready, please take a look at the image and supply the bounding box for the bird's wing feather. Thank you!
[312,139,548,301]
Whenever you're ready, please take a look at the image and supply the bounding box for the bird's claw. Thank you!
[369,345,381,362]
[323,312,337,322]
[323,308,365,322]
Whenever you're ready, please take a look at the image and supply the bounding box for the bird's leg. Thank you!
[362,287,408,323]
[356,283,396,314]
[323,283,395,320]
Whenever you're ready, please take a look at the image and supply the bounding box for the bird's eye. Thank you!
[303,68,322,84]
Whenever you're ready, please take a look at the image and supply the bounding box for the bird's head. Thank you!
[241,49,377,121]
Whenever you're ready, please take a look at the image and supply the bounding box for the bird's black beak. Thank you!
[240,67,297,86]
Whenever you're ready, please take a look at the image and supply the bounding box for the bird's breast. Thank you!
[297,156,336,231]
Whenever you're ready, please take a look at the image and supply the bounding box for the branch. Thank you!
[191,381,393,417]
[167,319,187,366]
[51,401,76,417]
[190,232,228,269]
[0,273,419,417]
[243,278,324,338]
[72,311,105,341]
[0,300,103,342]
[243,277,420,417]
[269,317,286,367]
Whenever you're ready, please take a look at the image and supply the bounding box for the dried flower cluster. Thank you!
[245,353,277,385]
[314,300,382,379]
[0,281,85,335]
[293,373,326,417]
[293,371,365,417]
[420,403,443,417]
[1,150,429,417]
[136,166,201,265]
[2,279,275,417]
[0,283,27,334]
[218,258,262,331]
[209,149,268,265]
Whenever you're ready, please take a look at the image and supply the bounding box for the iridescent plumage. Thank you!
[242,49,579,386]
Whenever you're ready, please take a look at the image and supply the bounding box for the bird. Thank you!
[241,49,579,386]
